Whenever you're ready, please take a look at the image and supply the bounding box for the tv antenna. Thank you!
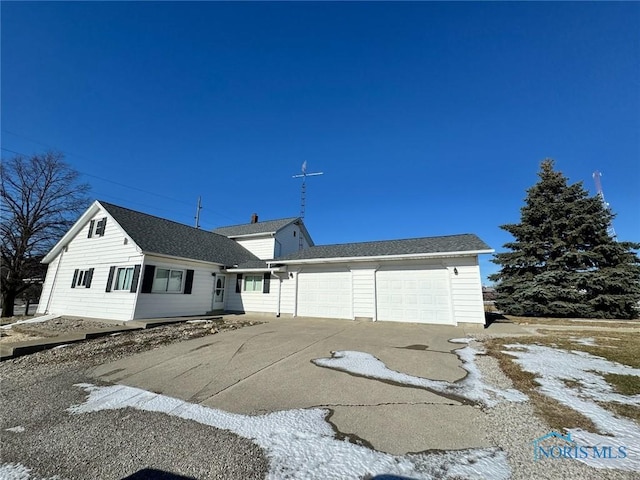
[292,161,323,250]
[592,170,617,241]
[292,161,323,219]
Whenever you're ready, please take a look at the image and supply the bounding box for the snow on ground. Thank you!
[68,383,510,480]
[0,315,59,330]
[0,463,59,480]
[4,426,25,433]
[568,337,597,346]
[504,344,640,471]
[312,341,527,407]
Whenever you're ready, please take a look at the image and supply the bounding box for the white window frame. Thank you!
[113,267,135,291]
[152,268,185,293]
[243,275,263,293]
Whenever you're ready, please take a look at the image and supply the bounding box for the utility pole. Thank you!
[194,196,202,229]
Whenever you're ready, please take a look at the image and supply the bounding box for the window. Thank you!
[114,267,134,291]
[152,268,184,293]
[243,275,263,292]
[71,268,94,289]
[87,217,107,238]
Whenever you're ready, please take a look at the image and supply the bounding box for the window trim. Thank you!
[113,267,135,291]
[243,274,263,293]
[152,267,185,293]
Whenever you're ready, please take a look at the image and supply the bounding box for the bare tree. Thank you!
[1,151,90,317]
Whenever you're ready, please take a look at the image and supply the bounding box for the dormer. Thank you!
[212,214,314,260]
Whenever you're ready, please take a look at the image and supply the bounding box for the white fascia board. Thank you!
[276,249,495,265]
[224,267,287,273]
[228,232,276,239]
[143,252,225,268]
[41,201,102,263]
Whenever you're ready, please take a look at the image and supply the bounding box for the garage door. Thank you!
[297,271,352,319]
[376,269,452,324]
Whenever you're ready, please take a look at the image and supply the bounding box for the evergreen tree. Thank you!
[489,159,640,319]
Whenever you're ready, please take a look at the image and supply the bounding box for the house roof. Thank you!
[212,217,299,237]
[99,201,260,266]
[273,234,492,264]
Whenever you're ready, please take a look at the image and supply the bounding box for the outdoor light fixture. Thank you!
[453,268,458,275]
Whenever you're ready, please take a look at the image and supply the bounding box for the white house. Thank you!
[37,200,493,326]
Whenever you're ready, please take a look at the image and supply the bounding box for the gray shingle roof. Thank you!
[100,201,260,266]
[212,217,299,237]
[274,234,492,262]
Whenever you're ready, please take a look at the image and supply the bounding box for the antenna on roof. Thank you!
[292,161,323,249]
[194,196,202,229]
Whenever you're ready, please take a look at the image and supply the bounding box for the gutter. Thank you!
[272,249,495,266]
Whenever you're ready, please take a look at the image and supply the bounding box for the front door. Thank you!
[212,275,226,310]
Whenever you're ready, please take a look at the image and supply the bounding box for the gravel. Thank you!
[0,319,269,480]
[471,339,636,480]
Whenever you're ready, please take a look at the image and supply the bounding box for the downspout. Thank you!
[44,246,66,314]
[373,266,379,322]
[272,271,282,317]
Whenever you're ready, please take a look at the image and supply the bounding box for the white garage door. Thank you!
[376,269,452,324]
[297,271,352,319]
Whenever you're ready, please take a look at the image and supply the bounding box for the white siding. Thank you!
[444,257,485,325]
[275,223,310,258]
[351,268,376,320]
[235,237,275,260]
[39,208,143,321]
[279,274,296,315]
[225,273,279,314]
[133,255,221,319]
[36,254,60,315]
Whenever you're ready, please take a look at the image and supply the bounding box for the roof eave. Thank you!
[42,201,103,263]
[223,267,287,273]
[227,232,277,239]
[273,249,495,265]
[142,251,226,267]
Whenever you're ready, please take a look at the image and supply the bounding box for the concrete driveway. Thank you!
[91,316,496,455]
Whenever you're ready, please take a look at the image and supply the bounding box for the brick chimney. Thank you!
[251,213,258,224]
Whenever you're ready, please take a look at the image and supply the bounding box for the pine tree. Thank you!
[489,159,640,319]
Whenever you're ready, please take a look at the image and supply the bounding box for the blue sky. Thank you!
[2,2,639,283]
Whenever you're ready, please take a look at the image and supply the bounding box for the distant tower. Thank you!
[592,171,617,240]
[292,161,323,249]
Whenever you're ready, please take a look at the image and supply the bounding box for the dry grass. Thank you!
[505,315,640,329]
[485,327,640,431]
[603,373,640,396]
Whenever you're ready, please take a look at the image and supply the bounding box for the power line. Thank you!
[1,133,245,224]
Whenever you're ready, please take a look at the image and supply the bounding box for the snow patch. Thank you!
[185,319,213,324]
[5,426,25,433]
[0,315,59,330]
[0,463,60,480]
[569,337,597,346]
[504,344,640,471]
[313,346,527,407]
[52,344,70,350]
[69,383,511,480]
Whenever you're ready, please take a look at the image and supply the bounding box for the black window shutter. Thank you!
[105,266,116,292]
[263,272,271,294]
[87,220,95,238]
[95,217,107,236]
[71,269,79,288]
[141,265,155,293]
[130,265,141,293]
[85,268,94,288]
[236,273,243,293]
[184,269,194,294]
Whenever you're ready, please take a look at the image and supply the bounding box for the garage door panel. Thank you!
[298,271,352,319]
[376,269,452,324]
